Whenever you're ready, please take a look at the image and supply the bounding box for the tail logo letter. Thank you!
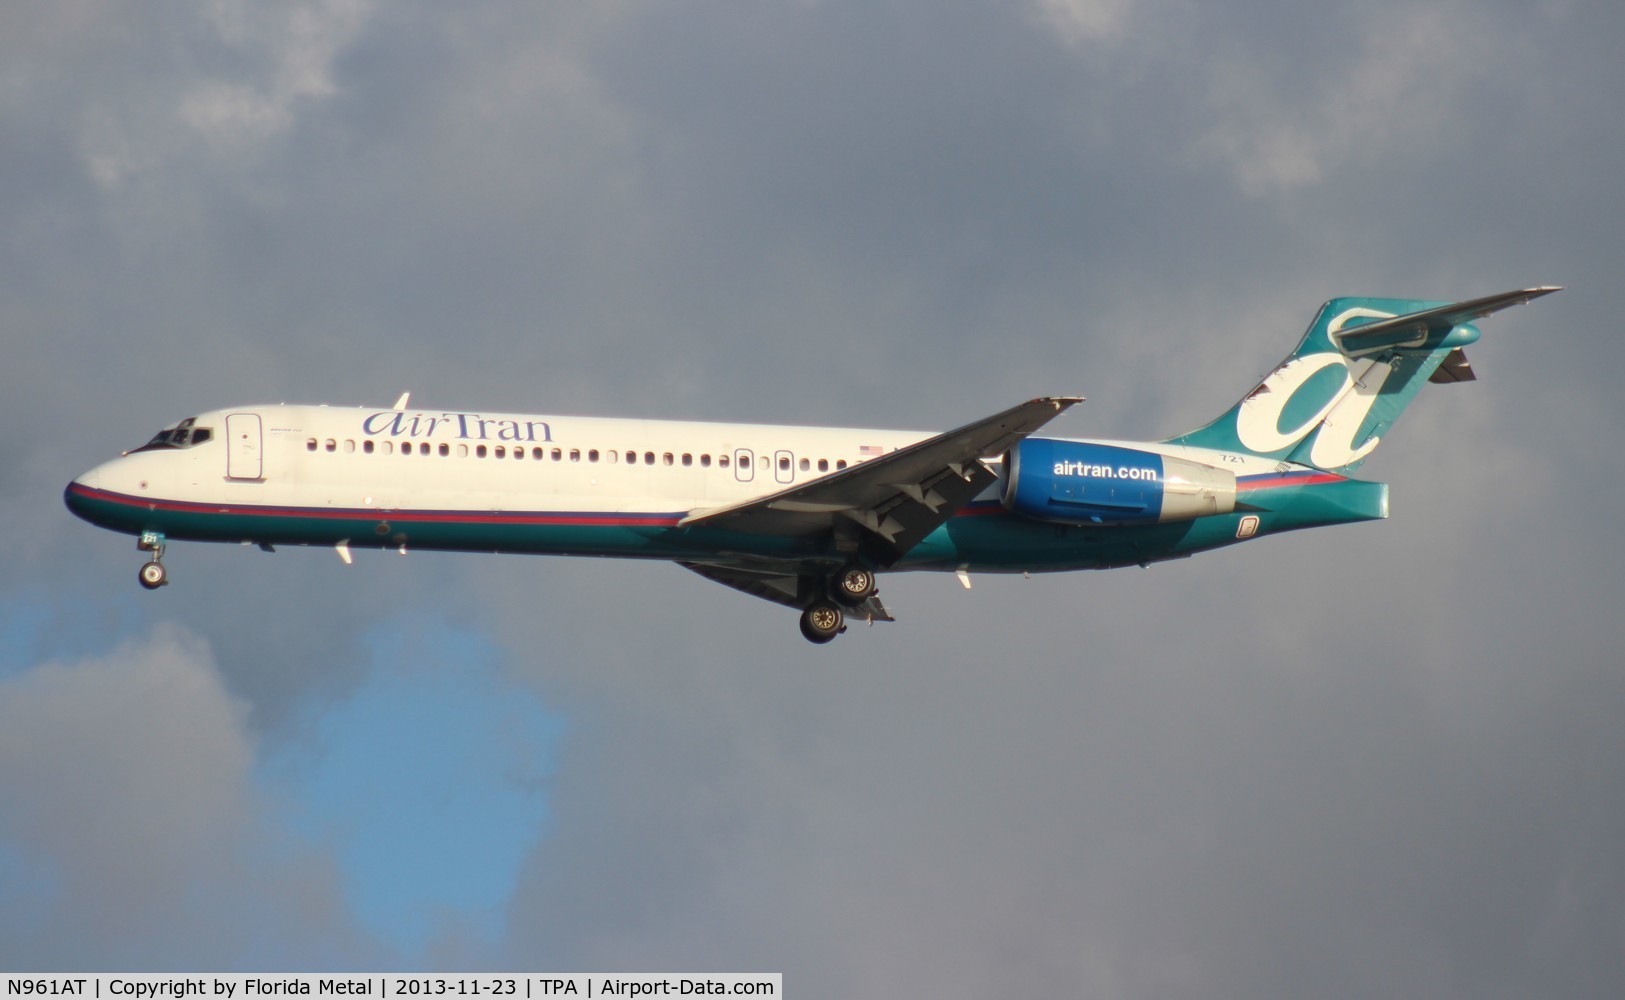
[1234,353,1351,454]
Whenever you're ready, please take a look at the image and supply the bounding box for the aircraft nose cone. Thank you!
[64,469,99,521]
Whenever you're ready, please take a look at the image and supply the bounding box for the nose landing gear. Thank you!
[137,530,168,590]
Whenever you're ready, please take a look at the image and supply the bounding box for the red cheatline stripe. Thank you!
[1236,471,1347,492]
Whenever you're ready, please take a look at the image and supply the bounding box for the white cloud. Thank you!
[1030,0,1134,47]
[180,0,374,150]
[67,0,378,188]
[0,625,367,967]
[1196,1,1502,195]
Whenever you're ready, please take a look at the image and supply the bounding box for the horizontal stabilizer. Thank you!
[1334,286,1560,356]
[1429,348,1476,384]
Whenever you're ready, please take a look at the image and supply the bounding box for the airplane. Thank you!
[66,287,1559,643]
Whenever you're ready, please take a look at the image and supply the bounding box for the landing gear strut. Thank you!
[137,530,168,590]
[799,601,845,644]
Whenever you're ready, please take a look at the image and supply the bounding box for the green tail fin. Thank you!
[1163,287,1559,474]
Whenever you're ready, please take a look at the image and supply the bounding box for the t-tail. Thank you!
[1164,287,1561,474]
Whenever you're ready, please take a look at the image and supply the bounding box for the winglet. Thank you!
[392,392,411,411]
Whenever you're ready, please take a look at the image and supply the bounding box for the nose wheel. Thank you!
[137,530,169,590]
[138,560,168,589]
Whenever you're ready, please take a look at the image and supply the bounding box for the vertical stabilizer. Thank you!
[1163,287,1558,474]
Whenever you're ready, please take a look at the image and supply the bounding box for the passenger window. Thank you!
[626,451,637,465]
[837,460,847,470]
[325,439,337,453]
[401,441,412,455]
[662,453,674,466]
[457,444,468,458]
[307,439,318,451]
[700,454,711,467]
[645,452,656,465]
[381,441,393,455]
[570,449,581,462]
[682,453,692,467]
[719,454,730,468]
[818,458,829,472]
[607,450,618,464]
[588,449,599,463]
[551,448,562,461]
[533,447,544,460]
[495,446,506,459]
[778,455,790,471]
[344,440,356,454]
[440,443,450,457]
[799,458,809,472]
[476,445,487,458]
[364,440,375,454]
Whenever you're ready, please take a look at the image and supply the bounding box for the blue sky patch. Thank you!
[261,616,563,961]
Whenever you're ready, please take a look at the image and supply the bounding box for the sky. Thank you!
[3,0,1624,994]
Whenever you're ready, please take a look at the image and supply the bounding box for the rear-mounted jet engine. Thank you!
[1001,439,1236,525]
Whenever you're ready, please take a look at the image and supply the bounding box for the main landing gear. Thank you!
[799,601,845,644]
[832,563,877,605]
[798,563,879,644]
[137,530,168,590]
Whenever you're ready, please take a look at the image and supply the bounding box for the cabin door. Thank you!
[226,412,263,480]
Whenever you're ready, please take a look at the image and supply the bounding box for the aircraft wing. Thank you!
[679,561,896,622]
[678,396,1082,563]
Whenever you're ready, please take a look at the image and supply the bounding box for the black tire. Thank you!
[833,564,876,605]
[799,602,845,644]
[138,561,167,590]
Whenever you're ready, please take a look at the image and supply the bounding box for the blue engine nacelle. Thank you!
[1001,439,1237,525]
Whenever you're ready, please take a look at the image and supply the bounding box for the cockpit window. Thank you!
[132,417,214,453]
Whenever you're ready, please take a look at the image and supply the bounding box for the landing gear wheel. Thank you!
[799,601,846,644]
[833,564,877,605]
[138,560,167,590]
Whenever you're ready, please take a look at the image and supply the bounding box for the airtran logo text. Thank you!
[361,411,554,443]
[1053,460,1158,481]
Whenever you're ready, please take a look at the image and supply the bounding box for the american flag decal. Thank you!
[859,444,884,457]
